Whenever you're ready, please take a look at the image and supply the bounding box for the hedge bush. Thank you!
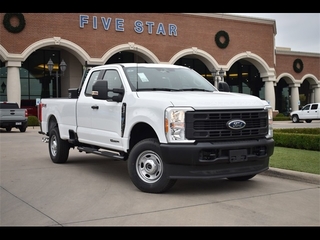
[273,113,290,121]
[27,116,39,126]
[273,128,320,151]
[273,116,291,121]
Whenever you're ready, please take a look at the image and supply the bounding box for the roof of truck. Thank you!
[91,63,189,70]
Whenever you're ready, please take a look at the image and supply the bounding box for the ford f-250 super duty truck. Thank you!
[38,63,274,193]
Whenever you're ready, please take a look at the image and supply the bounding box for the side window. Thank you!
[102,70,123,97]
[85,70,101,96]
[311,104,318,110]
[302,104,310,111]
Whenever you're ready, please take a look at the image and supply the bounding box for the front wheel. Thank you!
[292,114,300,123]
[48,127,70,163]
[305,120,312,123]
[127,138,177,193]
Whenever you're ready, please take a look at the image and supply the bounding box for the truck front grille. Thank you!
[185,109,268,141]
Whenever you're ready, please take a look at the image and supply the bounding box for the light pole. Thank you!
[47,58,67,98]
[211,68,224,88]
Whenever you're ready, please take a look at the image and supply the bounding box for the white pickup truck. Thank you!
[290,103,320,123]
[38,63,274,193]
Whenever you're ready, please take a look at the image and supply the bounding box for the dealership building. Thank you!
[0,13,319,116]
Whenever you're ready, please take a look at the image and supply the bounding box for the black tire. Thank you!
[127,138,177,193]
[48,127,70,163]
[305,120,312,123]
[292,114,299,123]
[6,127,12,132]
[19,125,27,132]
[228,174,256,181]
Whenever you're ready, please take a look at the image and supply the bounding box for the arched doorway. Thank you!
[299,80,312,107]
[3,49,64,116]
[106,52,147,64]
[174,57,214,85]
[225,59,264,98]
[275,78,290,115]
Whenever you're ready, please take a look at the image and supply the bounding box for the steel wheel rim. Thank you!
[50,135,57,156]
[136,150,163,183]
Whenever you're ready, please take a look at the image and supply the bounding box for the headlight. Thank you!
[265,106,273,139]
[165,107,194,143]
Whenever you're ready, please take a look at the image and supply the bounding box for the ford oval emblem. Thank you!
[227,119,246,130]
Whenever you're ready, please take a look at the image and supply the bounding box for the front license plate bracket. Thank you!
[229,149,247,162]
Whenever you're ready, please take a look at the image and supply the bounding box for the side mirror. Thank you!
[68,88,79,99]
[92,80,125,102]
[111,88,124,102]
[218,82,230,92]
[92,80,108,100]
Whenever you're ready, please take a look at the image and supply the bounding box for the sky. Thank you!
[226,13,320,54]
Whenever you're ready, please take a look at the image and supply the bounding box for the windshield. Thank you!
[124,66,217,92]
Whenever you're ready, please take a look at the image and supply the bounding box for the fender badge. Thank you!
[227,119,246,130]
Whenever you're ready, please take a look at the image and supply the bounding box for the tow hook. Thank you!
[42,136,49,143]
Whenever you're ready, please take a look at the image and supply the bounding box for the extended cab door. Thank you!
[76,69,102,141]
[77,68,125,150]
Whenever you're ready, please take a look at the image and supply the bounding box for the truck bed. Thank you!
[40,98,78,138]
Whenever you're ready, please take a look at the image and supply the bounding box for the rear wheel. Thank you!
[128,138,177,193]
[292,114,299,123]
[305,120,312,123]
[19,125,27,132]
[48,127,70,163]
[6,127,12,132]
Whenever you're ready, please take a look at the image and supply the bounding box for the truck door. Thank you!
[76,69,103,141]
[90,69,124,150]
[299,104,312,119]
[309,103,319,119]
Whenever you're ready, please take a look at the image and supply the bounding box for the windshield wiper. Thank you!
[137,88,182,91]
[182,88,212,92]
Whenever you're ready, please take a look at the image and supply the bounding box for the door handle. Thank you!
[91,105,99,109]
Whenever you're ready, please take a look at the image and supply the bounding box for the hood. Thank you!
[136,91,268,110]
[290,109,301,114]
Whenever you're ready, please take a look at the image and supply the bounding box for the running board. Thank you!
[77,146,125,160]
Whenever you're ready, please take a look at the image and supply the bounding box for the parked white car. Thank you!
[290,103,320,123]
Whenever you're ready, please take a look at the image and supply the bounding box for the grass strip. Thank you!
[270,147,320,175]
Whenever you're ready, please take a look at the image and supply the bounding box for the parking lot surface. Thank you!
[0,124,319,226]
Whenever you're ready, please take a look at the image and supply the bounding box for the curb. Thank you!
[261,167,320,185]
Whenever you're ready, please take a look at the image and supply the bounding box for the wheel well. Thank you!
[48,115,58,132]
[129,123,157,150]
